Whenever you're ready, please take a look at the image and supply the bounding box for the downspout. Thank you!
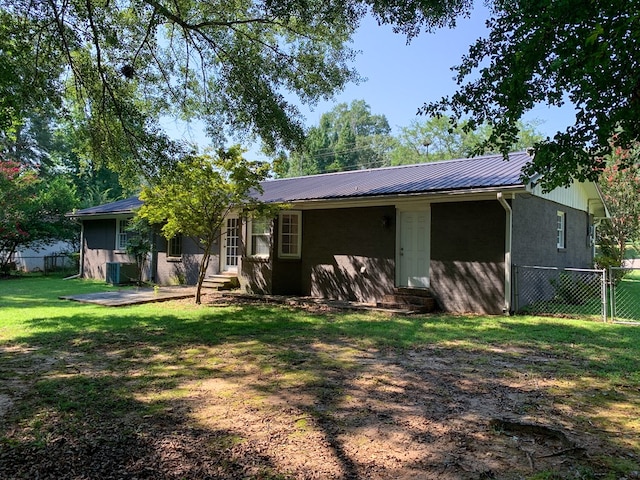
[497,192,512,313]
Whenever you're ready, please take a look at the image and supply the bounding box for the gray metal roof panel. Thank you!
[71,196,142,216]
[70,152,531,217]
[257,152,530,203]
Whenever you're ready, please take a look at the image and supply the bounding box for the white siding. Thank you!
[530,182,602,215]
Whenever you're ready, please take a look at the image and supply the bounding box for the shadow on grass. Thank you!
[1,295,640,477]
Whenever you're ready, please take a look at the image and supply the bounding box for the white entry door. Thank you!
[398,209,430,288]
[222,216,240,273]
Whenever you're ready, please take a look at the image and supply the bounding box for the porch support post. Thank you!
[497,192,513,313]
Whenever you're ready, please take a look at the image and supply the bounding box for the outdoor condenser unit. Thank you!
[105,262,138,285]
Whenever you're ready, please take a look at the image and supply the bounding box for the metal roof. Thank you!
[70,196,143,217]
[70,152,531,217]
[256,151,531,203]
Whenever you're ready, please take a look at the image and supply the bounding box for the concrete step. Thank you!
[202,274,240,291]
[394,287,433,298]
[377,288,436,313]
[376,302,434,313]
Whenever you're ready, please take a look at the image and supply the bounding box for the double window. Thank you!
[556,211,566,249]
[246,212,302,259]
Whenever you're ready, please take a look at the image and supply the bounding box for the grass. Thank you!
[611,269,640,322]
[1,275,639,479]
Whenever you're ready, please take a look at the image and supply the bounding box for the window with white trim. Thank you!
[556,211,566,249]
[249,218,271,258]
[278,211,302,259]
[115,218,130,251]
[168,235,182,258]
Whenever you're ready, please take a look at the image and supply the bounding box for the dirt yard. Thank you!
[0,295,638,479]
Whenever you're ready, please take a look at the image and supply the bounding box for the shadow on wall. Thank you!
[311,255,395,303]
[242,259,271,294]
[430,260,504,314]
[173,255,201,285]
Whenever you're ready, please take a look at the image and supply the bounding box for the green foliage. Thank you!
[137,146,276,302]
[0,0,387,179]
[422,0,640,191]
[597,145,640,268]
[389,116,543,165]
[0,11,63,141]
[125,217,154,285]
[284,100,394,176]
[280,107,544,176]
[0,160,79,271]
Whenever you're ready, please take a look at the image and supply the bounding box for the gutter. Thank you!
[497,192,513,314]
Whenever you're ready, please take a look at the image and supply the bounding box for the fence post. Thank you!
[513,265,519,313]
[609,266,615,323]
[601,269,606,323]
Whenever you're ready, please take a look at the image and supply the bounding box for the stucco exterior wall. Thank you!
[512,194,592,269]
[154,234,216,285]
[81,219,215,284]
[270,213,302,295]
[430,201,506,314]
[268,206,396,303]
[82,219,133,280]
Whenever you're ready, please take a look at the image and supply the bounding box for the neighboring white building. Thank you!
[13,241,75,272]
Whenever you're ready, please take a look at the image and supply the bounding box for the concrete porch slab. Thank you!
[60,286,195,307]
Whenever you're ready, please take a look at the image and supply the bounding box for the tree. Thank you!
[125,217,155,286]
[49,113,131,207]
[0,160,78,273]
[0,11,63,148]
[2,0,469,182]
[596,145,640,270]
[422,0,640,191]
[136,146,275,303]
[389,116,543,165]
[284,100,394,176]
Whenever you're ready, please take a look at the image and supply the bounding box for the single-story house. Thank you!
[68,152,608,314]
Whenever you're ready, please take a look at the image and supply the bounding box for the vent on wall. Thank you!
[105,262,138,285]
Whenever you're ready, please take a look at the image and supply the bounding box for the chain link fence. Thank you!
[609,267,640,323]
[513,265,606,321]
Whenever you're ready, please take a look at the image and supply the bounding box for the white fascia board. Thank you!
[280,185,527,211]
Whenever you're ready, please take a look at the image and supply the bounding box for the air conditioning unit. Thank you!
[105,262,139,285]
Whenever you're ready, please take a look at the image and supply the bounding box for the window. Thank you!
[249,218,271,258]
[168,236,182,258]
[278,211,302,259]
[556,211,566,249]
[115,218,130,251]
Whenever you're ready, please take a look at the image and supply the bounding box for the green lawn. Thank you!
[1,276,639,479]
[611,269,640,322]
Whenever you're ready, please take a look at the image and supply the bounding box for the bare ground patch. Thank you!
[0,297,638,479]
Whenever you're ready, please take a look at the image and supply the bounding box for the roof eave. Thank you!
[65,211,136,220]
[269,184,527,208]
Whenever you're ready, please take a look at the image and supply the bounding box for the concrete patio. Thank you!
[60,286,196,306]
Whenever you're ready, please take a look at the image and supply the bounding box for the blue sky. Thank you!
[304,7,575,138]
[165,7,576,153]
